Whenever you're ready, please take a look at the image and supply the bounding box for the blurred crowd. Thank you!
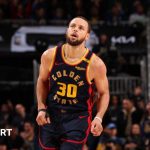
[0,0,149,150]
[0,102,35,150]
[86,85,150,150]
[0,86,149,150]
[0,0,149,25]
[92,32,142,76]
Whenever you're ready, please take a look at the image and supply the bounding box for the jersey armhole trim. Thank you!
[86,53,94,85]
[48,46,57,73]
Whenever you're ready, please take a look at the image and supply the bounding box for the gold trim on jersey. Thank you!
[48,46,57,72]
[86,53,94,85]
[61,44,89,66]
[82,57,90,63]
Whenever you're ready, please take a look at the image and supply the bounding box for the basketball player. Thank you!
[36,16,110,150]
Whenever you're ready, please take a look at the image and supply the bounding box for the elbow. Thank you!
[37,77,49,84]
[37,77,49,88]
[101,90,110,101]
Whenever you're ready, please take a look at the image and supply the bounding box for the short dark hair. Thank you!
[123,97,134,103]
[69,16,91,33]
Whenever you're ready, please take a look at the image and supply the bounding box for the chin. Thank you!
[67,38,84,46]
[68,42,80,46]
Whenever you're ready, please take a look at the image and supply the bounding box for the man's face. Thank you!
[122,99,133,110]
[66,18,89,46]
[24,122,33,132]
[131,124,140,135]
[134,86,142,96]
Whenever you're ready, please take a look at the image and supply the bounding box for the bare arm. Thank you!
[36,48,55,109]
[36,48,56,126]
[93,56,109,120]
[90,54,110,136]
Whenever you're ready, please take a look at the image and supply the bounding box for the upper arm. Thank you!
[38,47,56,81]
[91,55,109,96]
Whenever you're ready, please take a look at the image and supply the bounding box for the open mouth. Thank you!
[71,33,78,38]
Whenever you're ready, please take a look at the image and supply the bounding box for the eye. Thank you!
[70,24,75,28]
[79,26,84,30]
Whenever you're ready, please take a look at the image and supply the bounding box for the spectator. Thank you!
[92,33,110,59]
[90,6,101,24]
[21,0,32,18]
[32,6,47,24]
[131,86,145,117]
[12,104,31,131]
[47,0,65,21]
[129,1,147,26]
[0,103,13,127]
[71,0,87,17]
[51,7,65,21]
[105,2,126,24]
[132,86,144,104]
[122,98,143,136]
[98,123,123,150]
[125,124,144,150]
[16,3,24,19]
[9,0,32,19]
[32,0,48,11]
[93,34,120,76]
[20,121,34,150]
[90,0,104,23]
[6,125,24,149]
[107,95,125,137]
[141,101,150,150]
[32,0,48,24]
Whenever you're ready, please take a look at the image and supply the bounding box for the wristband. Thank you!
[95,116,102,124]
[38,108,47,113]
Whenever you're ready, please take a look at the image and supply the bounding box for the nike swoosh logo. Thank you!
[55,62,64,66]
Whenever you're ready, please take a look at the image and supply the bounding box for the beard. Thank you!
[66,34,85,46]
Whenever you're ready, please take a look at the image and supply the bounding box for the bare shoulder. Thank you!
[41,47,56,61]
[91,54,107,73]
[40,46,57,72]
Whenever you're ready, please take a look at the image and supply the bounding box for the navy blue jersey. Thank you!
[47,44,94,113]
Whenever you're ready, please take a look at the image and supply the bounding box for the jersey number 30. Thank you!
[57,82,77,98]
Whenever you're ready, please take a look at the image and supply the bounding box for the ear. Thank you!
[66,28,69,34]
[85,33,90,41]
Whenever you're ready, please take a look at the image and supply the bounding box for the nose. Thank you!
[73,26,78,32]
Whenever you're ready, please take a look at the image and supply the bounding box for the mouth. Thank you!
[71,33,78,38]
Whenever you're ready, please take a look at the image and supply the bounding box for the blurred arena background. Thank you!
[0,0,150,150]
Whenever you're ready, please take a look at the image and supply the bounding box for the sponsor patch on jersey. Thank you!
[75,66,86,71]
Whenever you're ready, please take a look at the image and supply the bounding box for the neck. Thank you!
[64,43,86,59]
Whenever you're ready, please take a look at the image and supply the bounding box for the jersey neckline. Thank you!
[61,44,89,66]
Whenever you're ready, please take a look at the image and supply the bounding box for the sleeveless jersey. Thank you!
[47,44,94,114]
